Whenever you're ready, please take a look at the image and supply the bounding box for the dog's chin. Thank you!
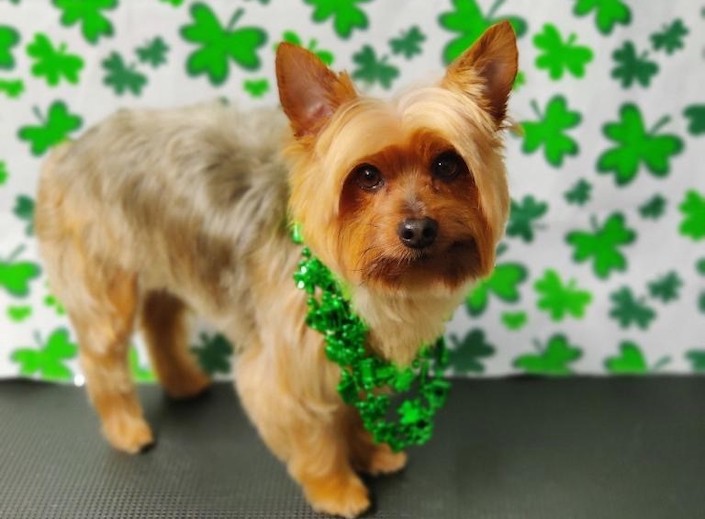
[361,239,483,292]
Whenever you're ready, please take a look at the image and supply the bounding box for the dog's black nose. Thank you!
[398,217,438,249]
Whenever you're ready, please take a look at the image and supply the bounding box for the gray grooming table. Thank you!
[2,377,705,518]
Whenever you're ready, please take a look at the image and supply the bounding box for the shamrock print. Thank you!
[648,271,682,303]
[0,78,24,98]
[10,328,78,381]
[514,335,582,375]
[678,190,705,241]
[26,33,84,86]
[566,213,636,279]
[438,0,527,64]
[351,45,399,89]
[604,342,670,374]
[389,26,426,59]
[0,161,8,186]
[639,194,667,220]
[521,96,582,167]
[534,269,592,321]
[53,0,116,45]
[447,329,495,374]
[136,37,169,68]
[609,286,656,330]
[650,19,688,55]
[564,179,592,206]
[611,41,659,88]
[506,195,548,242]
[102,52,147,95]
[304,0,370,40]
[181,3,267,86]
[18,101,82,156]
[501,311,528,331]
[597,104,683,186]
[683,105,705,136]
[0,246,41,298]
[466,262,528,316]
[243,78,269,98]
[192,332,233,375]
[0,25,20,69]
[533,24,593,80]
[13,195,34,235]
[573,0,631,35]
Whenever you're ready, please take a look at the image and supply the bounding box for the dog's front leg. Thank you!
[234,345,370,518]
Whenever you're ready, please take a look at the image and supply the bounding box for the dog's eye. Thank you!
[431,151,465,181]
[353,164,384,191]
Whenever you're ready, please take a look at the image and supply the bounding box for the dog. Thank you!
[35,21,517,518]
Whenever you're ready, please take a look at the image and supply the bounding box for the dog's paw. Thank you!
[102,415,154,454]
[365,444,407,476]
[304,473,370,518]
[163,369,211,400]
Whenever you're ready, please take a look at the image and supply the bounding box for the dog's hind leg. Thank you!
[69,264,153,454]
[140,291,210,399]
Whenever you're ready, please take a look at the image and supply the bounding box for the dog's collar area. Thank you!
[291,222,451,452]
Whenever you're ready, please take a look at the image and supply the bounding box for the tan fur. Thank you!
[35,22,517,517]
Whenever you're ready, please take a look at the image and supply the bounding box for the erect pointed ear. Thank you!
[441,21,518,125]
[276,42,358,137]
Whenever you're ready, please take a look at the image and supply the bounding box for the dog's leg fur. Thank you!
[345,410,407,476]
[140,291,210,399]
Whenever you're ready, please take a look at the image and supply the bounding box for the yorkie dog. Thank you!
[36,21,517,517]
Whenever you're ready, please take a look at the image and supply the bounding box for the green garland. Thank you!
[292,226,450,452]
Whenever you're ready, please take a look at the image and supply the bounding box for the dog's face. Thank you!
[278,22,517,293]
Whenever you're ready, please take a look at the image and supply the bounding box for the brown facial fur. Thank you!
[35,22,517,519]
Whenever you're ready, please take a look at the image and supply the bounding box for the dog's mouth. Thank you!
[363,239,482,290]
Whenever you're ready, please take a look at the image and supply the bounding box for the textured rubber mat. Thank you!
[2,377,705,518]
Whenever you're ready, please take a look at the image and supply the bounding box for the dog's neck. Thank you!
[349,284,468,367]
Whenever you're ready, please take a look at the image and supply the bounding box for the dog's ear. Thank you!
[441,21,518,125]
[276,43,357,137]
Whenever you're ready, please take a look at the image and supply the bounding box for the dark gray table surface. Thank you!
[2,377,705,518]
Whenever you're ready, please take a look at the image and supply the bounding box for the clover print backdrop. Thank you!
[0,0,704,382]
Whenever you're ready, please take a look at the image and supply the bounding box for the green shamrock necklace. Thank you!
[292,225,450,452]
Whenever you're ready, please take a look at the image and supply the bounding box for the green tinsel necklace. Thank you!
[291,225,450,452]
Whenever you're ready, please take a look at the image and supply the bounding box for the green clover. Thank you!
[564,179,592,206]
[521,96,582,167]
[647,271,682,304]
[159,0,184,6]
[697,259,705,277]
[611,41,658,88]
[243,78,269,98]
[604,342,669,374]
[500,311,528,331]
[514,334,582,376]
[18,100,82,156]
[0,25,20,69]
[683,105,705,136]
[304,0,370,40]
[679,190,705,241]
[0,78,24,98]
[0,246,41,298]
[466,262,528,316]
[566,213,636,279]
[53,0,117,45]
[11,328,78,381]
[533,23,593,80]
[26,33,84,86]
[597,104,683,186]
[181,4,267,86]
[389,26,426,59]
[136,36,169,68]
[685,350,705,372]
[102,52,147,96]
[573,0,631,35]
[638,194,667,220]
[650,19,688,55]
[609,286,656,330]
[280,31,334,65]
[447,329,495,374]
[534,269,592,321]
[351,45,399,89]
[13,195,34,236]
[192,332,233,375]
[129,347,155,382]
[0,161,7,186]
[439,0,527,64]
[506,195,548,242]
[7,305,32,323]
